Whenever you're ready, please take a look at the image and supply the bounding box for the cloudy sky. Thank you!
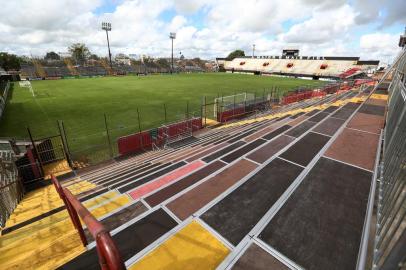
[0,0,404,63]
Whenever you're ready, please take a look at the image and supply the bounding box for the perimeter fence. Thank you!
[372,48,406,270]
[25,86,307,167]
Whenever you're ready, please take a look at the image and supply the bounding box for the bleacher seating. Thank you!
[222,57,378,79]
[19,60,174,80]
[0,80,387,269]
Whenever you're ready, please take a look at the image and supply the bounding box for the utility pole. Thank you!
[170,32,176,73]
[102,22,113,69]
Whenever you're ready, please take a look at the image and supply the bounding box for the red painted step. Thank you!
[128,160,205,200]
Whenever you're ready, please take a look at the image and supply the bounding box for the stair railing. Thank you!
[51,175,126,270]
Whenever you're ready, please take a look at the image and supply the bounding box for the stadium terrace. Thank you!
[0,5,405,270]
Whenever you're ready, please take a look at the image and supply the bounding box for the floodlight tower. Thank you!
[170,32,176,73]
[252,44,256,58]
[102,22,113,69]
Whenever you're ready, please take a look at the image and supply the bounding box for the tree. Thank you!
[156,58,170,68]
[89,54,100,60]
[44,51,60,60]
[226,49,245,60]
[68,43,91,63]
[193,57,206,69]
[0,52,21,71]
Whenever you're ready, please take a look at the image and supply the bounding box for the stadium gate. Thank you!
[201,97,218,126]
[15,128,72,186]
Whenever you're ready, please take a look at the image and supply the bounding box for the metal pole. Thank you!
[164,104,167,123]
[204,96,207,126]
[221,94,224,122]
[171,38,174,73]
[186,101,189,119]
[137,108,142,133]
[61,121,71,158]
[233,91,236,120]
[27,127,44,177]
[57,120,73,168]
[104,114,113,158]
[136,108,143,150]
[106,30,112,69]
[244,92,247,113]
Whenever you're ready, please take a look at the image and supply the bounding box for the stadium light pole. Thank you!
[102,22,113,69]
[252,44,256,58]
[170,32,176,73]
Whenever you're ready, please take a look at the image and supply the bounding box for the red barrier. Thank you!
[217,106,245,122]
[339,68,360,78]
[117,117,202,155]
[354,79,374,86]
[26,148,41,179]
[281,90,326,105]
[51,175,125,270]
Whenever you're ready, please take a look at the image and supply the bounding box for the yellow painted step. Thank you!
[82,190,118,209]
[0,220,76,263]
[218,96,331,129]
[130,221,230,270]
[2,231,85,270]
[6,181,96,227]
[0,191,119,244]
[370,93,388,100]
[87,193,131,219]
[14,181,93,207]
[0,194,130,267]
[43,160,72,180]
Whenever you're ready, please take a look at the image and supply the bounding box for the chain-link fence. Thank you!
[33,103,204,167]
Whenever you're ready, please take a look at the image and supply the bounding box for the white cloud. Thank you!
[169,15,187,32]
[360,32,402,62]
[206,0,310,34]
[172,0,206,14]
[0,0,403,62]
[280,5,355,44]
[353,0,406,27]
[0,0,102,30]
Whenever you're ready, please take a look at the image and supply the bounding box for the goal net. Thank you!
[214,92,255,116]
[19,81,35,97]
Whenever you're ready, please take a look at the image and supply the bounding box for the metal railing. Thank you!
[0,81,10,120]
[51,175,125,270]
[0,149,24,228]
[373,48,406,270]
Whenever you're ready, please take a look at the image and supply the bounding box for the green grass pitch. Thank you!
[0,73,322,160]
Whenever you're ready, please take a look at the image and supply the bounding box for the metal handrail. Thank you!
[51,175,126,270]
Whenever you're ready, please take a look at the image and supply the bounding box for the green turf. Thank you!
[0,73,322,162]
